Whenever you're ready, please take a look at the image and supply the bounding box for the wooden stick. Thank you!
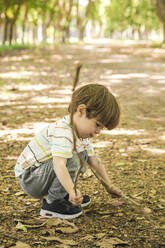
[73,154,151,214]
[72,63,82,92]
[122,195,140,206]
[86,161,151,214]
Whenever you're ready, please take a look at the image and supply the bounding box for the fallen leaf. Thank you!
[56,226,79,234]
[95,233,106,239]
[16,222,27,232]
[63,219,77,227]
[45,218,62,227]
[97,237,129,248]
[116,213,124,217]
[41,236,77,246]
[10,241,31,248]
[111,201,125,207]
[116,162,126,166]
[156,225,165,230]
[16,221,45,232]
[82,169,93,179]
[158,205,164,209]
[82,235,94,241]
[97,211,114,215]
[15,191,26,196]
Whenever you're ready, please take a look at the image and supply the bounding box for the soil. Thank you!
[0,41,165,248]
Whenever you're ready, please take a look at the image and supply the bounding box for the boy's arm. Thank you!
[88,156,123,198]
[53,156,82,205]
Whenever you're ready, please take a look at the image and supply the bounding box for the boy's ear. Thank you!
[77,104,87,116]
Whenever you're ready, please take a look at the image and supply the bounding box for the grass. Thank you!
[0,44,32,54]
[150,42,163,48]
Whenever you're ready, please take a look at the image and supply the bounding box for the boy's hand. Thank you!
[69,189,83,206]
[105,185,123,198]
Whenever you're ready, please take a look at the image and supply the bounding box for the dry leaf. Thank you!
[95,233,106,239]
[82,169,93,179]
[111,201,125,207]
[63,219,77,227]
[97,237,128,248]
[45,218,62,227]
[41,236,77,246]
[15,191,26,196]
[56,226,79,234]
[10,241,31,248]
[16,221,45,232]
[97,211,114,215]
[82,235,94,241]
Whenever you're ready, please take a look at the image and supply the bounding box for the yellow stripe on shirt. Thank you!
[52,151,72,156]
[34,137,51,159]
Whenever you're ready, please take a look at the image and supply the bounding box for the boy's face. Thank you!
[74,105,104,139]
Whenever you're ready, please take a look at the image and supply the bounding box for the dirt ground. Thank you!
[0,41,165,248]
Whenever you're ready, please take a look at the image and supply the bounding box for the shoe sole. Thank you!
[40,209,82,219]
[81,198,91,208]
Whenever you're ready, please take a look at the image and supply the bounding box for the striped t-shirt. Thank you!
[14,115,94,177]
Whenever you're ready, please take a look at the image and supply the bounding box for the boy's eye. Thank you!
[96,121,104,129]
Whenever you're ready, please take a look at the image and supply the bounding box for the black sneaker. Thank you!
[64,194,91,208]
[40,199,82,219]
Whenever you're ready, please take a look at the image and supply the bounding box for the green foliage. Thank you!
[0,0,163,44]
[0,44,32,53]
[105,0,160,36]
[151,42,162,48]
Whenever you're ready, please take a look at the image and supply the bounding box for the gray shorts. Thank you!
[19,151,87,202]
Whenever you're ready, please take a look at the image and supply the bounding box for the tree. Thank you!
[75,0,101,41]
[105,0,160,40]
[0,0,24,44]
[154,0,165,42]
[57,0,74,43]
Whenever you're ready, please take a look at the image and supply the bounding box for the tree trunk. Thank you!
[62,26,70,42]
[42,23,47,43]
[163,22,165,43]
[154,0,165,43]
[53,23,56,43]
[78,26,85,41]
[13,24,17,43]
[0,22,4,44]
[32,26,37,44]
[3,17,10,44]
[22,23,26,44]
[9,22,14,44]
[22,6,28,44]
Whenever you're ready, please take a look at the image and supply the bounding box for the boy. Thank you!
[15,84,123,219]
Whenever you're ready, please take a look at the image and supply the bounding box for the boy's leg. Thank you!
[19,151,88,201]
[19,159,55,198]
[19,151,88,219]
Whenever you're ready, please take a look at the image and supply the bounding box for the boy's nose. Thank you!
[95,128,101,134]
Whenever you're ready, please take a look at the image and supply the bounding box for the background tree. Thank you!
[0,0,162,45]
[105,0,160,40]
[0,0,24,44]
[75,0,101,41]
[154,0,165,42]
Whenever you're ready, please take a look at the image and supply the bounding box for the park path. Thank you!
[0,41,165,247]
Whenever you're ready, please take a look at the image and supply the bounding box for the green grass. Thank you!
[0,44,32,53]
[0,80,5,86]
[150,42,162,48]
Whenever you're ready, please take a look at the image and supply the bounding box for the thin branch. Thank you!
[72,63,82,92]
